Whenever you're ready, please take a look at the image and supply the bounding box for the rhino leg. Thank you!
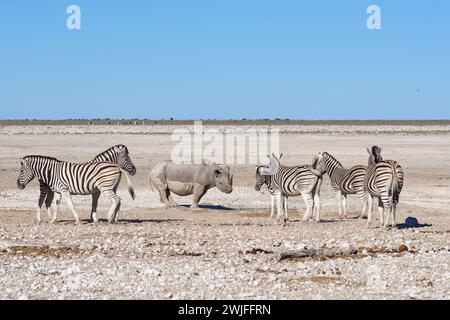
[157,184,176,208]
[191,184,207,209]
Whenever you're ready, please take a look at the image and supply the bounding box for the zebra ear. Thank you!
[279,153,283,159]
[366,148,372,155]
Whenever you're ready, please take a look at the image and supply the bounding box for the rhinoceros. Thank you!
[149,161,233,208]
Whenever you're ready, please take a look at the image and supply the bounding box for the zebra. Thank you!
[37,145,136,223]
[17,155,135,224]
[259,153,322,222]
[311,152,368,219]
[364,146,404,227]
[255,156,289,221]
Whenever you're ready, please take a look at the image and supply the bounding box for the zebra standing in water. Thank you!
[259,154,322,222]
[312,152,368,219]
[364,146,404,227]
[255,154,288,221]
[17,155,135,224]
[36,145,136,224]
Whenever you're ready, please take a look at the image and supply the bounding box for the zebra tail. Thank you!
[391,165,400,205]
[120,168,136,200]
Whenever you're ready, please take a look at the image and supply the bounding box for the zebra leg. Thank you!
[283,196,288,222]
[36,191,46,225]
[276,192,283,221]
[50,193,62,224]
[367,194,374,226]
[357,191,367,219]
[390,203,397,228]
[61,192,80,225]
[336,191,343,219]
[342,194,348,219]
[101,189,121,223]
[269,194,276,219]
[91,190,101,223]
[313,177,322,222]
[301,193,314,222]
[314,192,321,222]
[378,198,386,227]
[44,191,55,220]
[379,193,391,228]
[36,181,49,223]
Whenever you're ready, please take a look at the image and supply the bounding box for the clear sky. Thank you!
[0,1,449,120]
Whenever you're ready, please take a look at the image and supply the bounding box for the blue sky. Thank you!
[0,1,449,120]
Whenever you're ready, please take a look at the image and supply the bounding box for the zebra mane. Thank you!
[95,145,129,158]
[323,152,343,167]
[23,155,61,162]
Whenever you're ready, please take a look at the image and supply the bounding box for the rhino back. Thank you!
[164,162,214,186]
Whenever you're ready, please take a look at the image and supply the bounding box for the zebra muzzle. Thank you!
[17,180,25,190]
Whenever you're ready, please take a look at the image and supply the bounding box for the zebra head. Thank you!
[113,145,137,176]
[367,146,383,166]
[259,153,282,176]
[17,158,35,190]
[255,166,268,191]
[311,152,328,175]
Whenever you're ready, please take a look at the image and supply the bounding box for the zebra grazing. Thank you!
[37,145,136,223]
[364,146,404,227]
[17,155,135,224]
[255,155,288,221]
[259,154,322,222]
[312,152,368,219]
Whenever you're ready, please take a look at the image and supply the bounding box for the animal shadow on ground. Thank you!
[117,218,183,224]
[180,204,234,211]
[52,218,182,224]
[396,216,432,229]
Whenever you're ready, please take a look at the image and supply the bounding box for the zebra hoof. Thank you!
[35,220,42,225]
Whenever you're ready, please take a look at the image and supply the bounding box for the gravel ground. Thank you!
[0,124,449,300]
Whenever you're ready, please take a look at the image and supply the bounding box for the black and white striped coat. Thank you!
[255,165,288,221]
[364,146,404,227]
[37,145,136,223]
[312,152,368,219]
[259,154,322,222]
[17,155,135,224]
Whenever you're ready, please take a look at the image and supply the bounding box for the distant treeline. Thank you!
[0,119,449,126]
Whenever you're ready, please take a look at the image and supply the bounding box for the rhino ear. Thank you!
[214,169,221,177]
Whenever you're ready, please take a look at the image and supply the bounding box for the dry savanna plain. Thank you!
[0,121,449,300]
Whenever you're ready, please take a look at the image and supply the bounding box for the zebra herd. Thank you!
[16,144,404,228]
[255,146,404,227]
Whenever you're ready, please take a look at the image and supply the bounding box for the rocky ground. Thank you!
[0,123,449,299]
